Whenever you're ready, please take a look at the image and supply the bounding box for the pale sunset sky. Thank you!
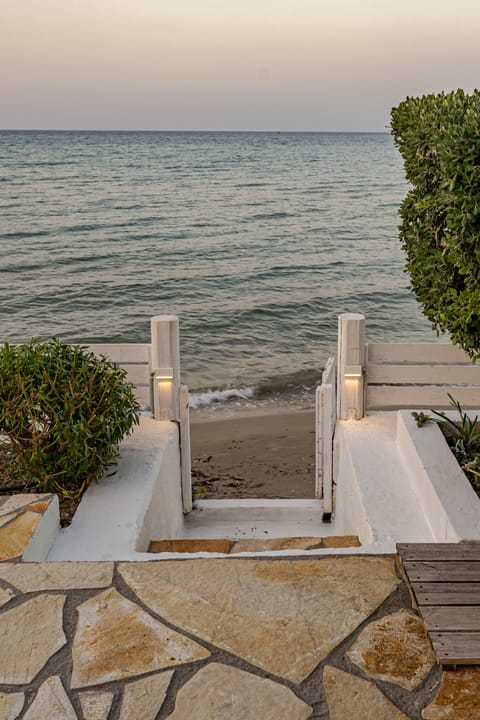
[2,0,479,131]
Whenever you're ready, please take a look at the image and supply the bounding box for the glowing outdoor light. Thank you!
[343,365,363,378]
[155,368,174,381]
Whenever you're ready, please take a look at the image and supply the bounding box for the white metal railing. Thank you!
[316,356,336,520]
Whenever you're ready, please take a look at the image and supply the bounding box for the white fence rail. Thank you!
[336,313,480,416]
[87,342,152,407]
[316,356,336,520]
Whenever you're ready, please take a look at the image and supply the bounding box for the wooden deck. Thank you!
[397,542,480,668]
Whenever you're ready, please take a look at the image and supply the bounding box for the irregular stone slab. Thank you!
[0,562,114,592]
[324,666,410,719]
[119,671,174,719]
[0,594,66,684]
[347,609,435,690]
[0,511,42,560]
[0,494,51,516]
[149,539,232,554]
[0,586,15,609]
[321,535,361,548]
[422,667,480,719]
[167,663,312,719]
[230,537,324,553]
[71,587,210,688]
[79,690,114,720]
[23,676,76,720]
[0,511,18,529]
[26,498,53,514]
[120,557,398,683]
[0,692,24,719]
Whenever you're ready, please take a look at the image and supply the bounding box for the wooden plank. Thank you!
[404,561,480,582]
[315,385,323,499]
[132,386,150,408]
[368,363,480,385]
[321,382,333,514]
[322,356,336,386]
[179,385,192,514]
[422,606,480,632]
[412,582,480,605]
[430,631,480,665]
[367,343,472,364]
[366,385,480,410]
[88,343,151,364]
[398,543,480,562]
[119,364,151,386]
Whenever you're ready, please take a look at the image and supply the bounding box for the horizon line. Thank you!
[0,128,390,134]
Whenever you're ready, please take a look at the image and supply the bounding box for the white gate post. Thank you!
[337,313,365,420]
[179,385,192,513]
[150,315,181,421]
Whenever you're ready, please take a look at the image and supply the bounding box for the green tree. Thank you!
[391,89,480,359]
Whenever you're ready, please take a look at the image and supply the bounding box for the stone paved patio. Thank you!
[1,555,479,718]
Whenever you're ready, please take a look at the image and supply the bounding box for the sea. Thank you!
[0,130,440,413]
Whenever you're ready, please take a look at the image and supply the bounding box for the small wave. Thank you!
[235,182,270,188]
[3,229,53,239]
[189,387,255,409]
[249,211,294,221]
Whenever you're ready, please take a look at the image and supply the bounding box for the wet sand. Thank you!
[190,407,316,499]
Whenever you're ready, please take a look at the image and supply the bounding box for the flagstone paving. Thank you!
[346,609,436,690]
[0,493,56,561]
[421,667,480,719]
[0,554,477,718]
[119,557,399,683]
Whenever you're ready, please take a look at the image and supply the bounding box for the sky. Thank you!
[2,0,480,131]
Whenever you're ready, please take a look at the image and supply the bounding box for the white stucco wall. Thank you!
[22,495,60,562]
[396,410,480,541]
[47,416,183,561]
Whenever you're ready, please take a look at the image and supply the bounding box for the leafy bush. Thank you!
[0,339,140,499]
[391,89,480,359]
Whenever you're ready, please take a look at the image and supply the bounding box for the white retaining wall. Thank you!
[396,410,480,541]
[47,416,183,561]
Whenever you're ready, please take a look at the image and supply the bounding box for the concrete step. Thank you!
[174,499,352,541]
[149,535,361,554]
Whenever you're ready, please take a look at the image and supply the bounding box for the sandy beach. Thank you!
[191,406,316,499]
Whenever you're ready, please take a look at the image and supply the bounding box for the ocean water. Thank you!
[0,131,438,410]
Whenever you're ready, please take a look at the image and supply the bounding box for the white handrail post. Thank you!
[337,313,365,420]
[315,385,323,500]
[316,356,336,520]
[179,385,192,513]
[150,315,181,421]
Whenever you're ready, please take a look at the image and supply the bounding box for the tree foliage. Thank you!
[0,340,140,498]
[391,89,480,359]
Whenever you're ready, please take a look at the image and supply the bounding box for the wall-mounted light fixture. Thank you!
[343,365,363,378]
[153,368,174,421]
[155,368,174,381]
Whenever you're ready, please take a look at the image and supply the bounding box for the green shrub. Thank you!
[0,339,140,498]
[391,89,480,359]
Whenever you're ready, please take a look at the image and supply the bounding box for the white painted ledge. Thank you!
[334,413,437,553]
[396,409,480,542]
[47,408,480,562]
[23,495,60,562]
[47,416,182,561]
